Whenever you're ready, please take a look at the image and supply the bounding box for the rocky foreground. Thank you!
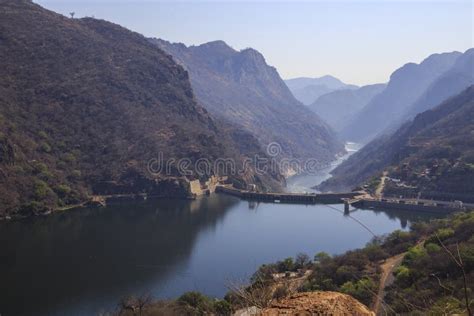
[235,292,374,316]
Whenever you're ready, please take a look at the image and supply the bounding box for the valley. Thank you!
[0,0,472,315]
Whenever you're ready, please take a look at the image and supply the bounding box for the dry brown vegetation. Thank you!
[0,0,283,217]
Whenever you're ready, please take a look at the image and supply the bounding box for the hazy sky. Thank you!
[36,0,473,86]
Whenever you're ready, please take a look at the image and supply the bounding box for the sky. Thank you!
[36,0,473,86]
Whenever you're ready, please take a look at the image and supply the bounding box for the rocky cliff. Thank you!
[152,39,345,165]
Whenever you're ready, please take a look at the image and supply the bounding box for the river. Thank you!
[0,143,444,315]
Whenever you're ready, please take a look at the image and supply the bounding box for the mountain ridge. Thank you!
[319,85,474,199]
[307,83,386,132]
[153,38,345,165]
[285,75,358,105]
[341,51,462,142]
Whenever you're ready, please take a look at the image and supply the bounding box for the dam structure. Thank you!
[216,185,469,214]
[215,185,361,204]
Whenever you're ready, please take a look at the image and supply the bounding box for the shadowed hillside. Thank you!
[319,86,474,200]
[308,84,386,133]
[0,0,283,217]
[403,48,474,119]
[152,39,345,167]
[341,52,462,142]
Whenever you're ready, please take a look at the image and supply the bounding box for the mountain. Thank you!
[402,48,474,119]
[153,39,345,166]
[319,86,474,201]
[0,0,282,217]
[341,51,462,143]
[307,83,386,132]
[285,76,358,105]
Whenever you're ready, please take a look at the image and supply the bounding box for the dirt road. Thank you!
[373,252,405,315]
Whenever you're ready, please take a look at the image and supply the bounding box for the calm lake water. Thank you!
[0,143,444,315]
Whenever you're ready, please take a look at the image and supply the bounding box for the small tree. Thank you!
[295,253,311,270]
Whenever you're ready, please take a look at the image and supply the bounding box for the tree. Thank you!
[295,253,311,269]
[314,252,331,264]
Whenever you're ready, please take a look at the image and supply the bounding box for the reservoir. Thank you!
[0,196,442,315]
[0,144,443,315]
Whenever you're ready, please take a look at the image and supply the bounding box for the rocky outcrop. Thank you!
[242,292,374,315]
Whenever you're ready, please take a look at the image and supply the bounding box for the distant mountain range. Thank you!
[402,48,474,120]
[153,39,345,165]
[319,85,474,200]
[285,76,358,105]
[0,1,283,217]
[307,84,386,132]
[341,51,465,143]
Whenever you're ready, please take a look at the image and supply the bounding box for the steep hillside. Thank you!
[285,76,358,105]
[0,0,282,217]
[341,52,462,142]
[319,86,474,200]
[152,39,345,165]
[308,84,386,133]
[403,48,474,119]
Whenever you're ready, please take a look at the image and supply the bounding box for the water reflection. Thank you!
[0,195,445,316]
[0,196,238,316]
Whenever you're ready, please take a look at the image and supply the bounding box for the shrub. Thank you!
[294,253,311,269]
[38,131,48,139]
[251,264,277,283]
[18,201,47,216]
[335,265,358,284]
[62,152,76,163]
[314,252,331,264]
[426,228,455,245]
[213,299,232,316]
[273,285,289,300]
[39,142,51,153]
[70,170,82,180]
[34,180,52,199]
[404,246,427,265]
[425,243,441,254]
[277,258,294,273]
[363,243,389,261]
[177,291,212,315]
[34,162,48,174]
[38,170,54,181]
[340,277,376,306]
[55,184,71,197]
[394,265,411,286]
